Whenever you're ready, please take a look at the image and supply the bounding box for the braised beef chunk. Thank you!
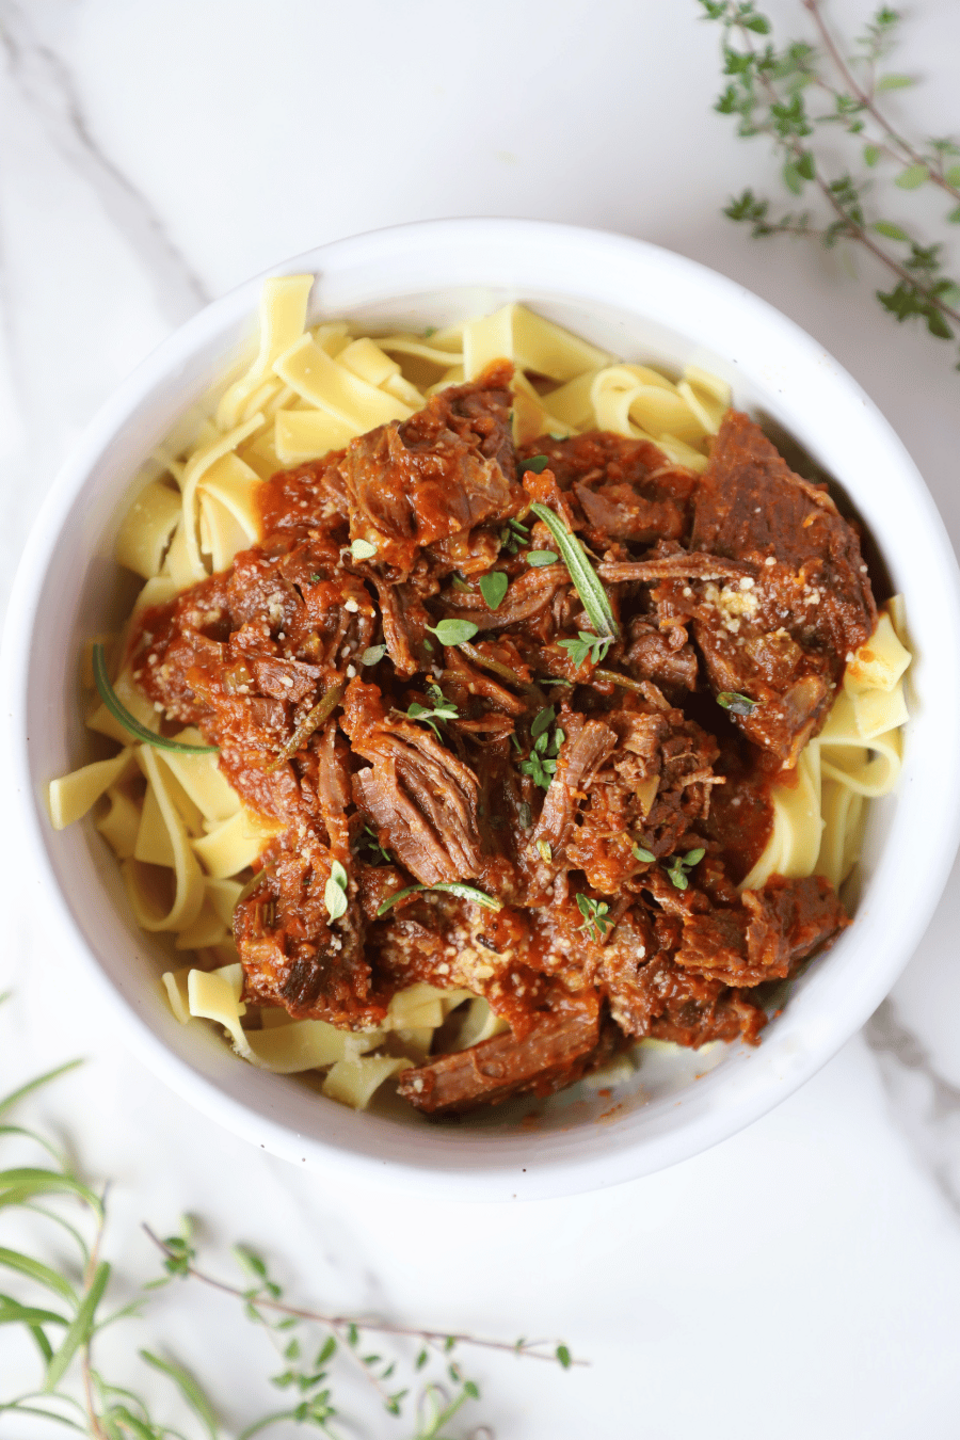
[342,679,484,887]
[519,431,698,547]
[688,410,876,769]
[131,362,880,1113]
[397,1007,609,1115]
[341,362,524,579]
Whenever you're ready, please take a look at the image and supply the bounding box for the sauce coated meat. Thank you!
[133,365,866,1114]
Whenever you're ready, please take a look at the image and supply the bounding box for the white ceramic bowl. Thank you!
[6,219,960,1200]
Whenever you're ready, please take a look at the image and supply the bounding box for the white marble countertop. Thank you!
[3,1,960,1435]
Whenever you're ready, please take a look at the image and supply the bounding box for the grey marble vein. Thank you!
[864,999,960,1218]
[0,1,210,325]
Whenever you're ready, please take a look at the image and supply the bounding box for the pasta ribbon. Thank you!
[463,303,615,382]
[216,274,314,432]
[742,603,909,893]
[48,748,136,831]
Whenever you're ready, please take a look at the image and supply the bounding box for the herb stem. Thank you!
[142,1226,585,1366]
[802,0,960,203]
[80,1208,110,1440]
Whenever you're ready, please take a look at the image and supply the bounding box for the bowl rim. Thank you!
[6,216,960,1200]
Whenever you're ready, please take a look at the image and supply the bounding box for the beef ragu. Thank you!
[131,361,876,1115]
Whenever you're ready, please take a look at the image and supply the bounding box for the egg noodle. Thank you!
[49,276,911,1109]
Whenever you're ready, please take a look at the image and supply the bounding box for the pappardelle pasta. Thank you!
[51,277,910,1115]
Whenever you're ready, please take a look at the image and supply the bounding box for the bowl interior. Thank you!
[10,221,960,1199]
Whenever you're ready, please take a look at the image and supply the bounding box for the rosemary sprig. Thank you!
[376,881,504,916]
[0,999,579,1438]
[702,1,960,366]
[267,682,345,772]
[528,503,619,645]
[92,643,219,755]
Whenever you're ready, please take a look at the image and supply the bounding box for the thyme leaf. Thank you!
[558,631,612,671]
[405,683,459,740]
[519,709,564,790]
[716,689,756,716]
[359,824,393,866]
[499,516,531,556]
[324,859,349,921]
[428,618,480,647]
[574,893,613,942]
[664,848,707,891]
[479,570,509,611]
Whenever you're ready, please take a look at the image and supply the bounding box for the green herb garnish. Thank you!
[350,537,377,560]
[377,881,503,917]
[530,704,556,740]
[575,893,613,942]
[479,571,509,611]
[429,618,480,647]
[0,1011,579,1437]
[527,550,559,567]
[632,843,656,864]
[499,517,531,556]
[267,682,345,772]
[529,502,619,644]
[702,0,960,367]
[519,710,564,790]
[521,454,550,474]
[558,631,612,671]
[664,847,706,891]
[324,859,349,921]
[717,690,757,716]
[360,643,387,666]
[405,683,459,740]
[92,643,219,755]
[359,824,393,865]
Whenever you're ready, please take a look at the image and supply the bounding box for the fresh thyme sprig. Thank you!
[0,1008,580,1439]
[664,848,706,892]
[559,631,612,672]
[574,893,614,943]
[519,705,565,790]
[701,1,960,366]
[404,683,459,741]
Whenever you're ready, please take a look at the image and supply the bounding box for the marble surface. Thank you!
[2,1,960,1435]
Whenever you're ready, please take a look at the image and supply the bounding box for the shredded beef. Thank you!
[131,367,877,1114]
[687,410,877,769]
